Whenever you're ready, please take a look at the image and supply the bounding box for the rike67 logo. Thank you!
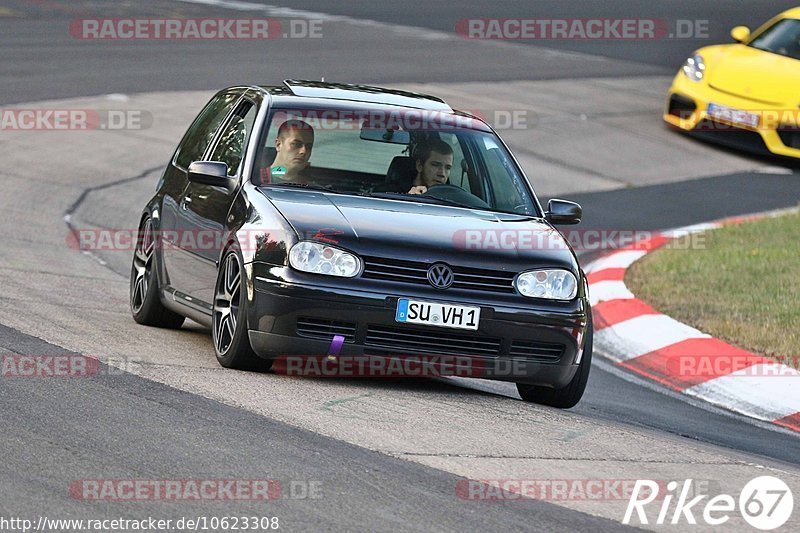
[624,476,793,530]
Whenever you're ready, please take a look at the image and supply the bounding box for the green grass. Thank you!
[626,211,800,366]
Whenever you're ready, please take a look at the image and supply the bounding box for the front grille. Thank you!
[778,127,800,149]
[365,325,501,357]
[296,317,356,342]
[362,256,516,294]
[509,340,565,363]
[693,119,771,155]
[667,93,696,119]
[362,257,429,286]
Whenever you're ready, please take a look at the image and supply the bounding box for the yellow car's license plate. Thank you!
[707,103,759,128]
[396,299,480,330]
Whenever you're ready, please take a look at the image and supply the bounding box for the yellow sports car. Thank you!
[664,7,800,158]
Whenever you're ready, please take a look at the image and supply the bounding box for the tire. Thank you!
[516,315,593,408]
[212,247,267,370]
[130,216,185,329]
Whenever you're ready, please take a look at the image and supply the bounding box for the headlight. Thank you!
[289,241,361,277]
[515,269,578,300]
[682,54,705,82]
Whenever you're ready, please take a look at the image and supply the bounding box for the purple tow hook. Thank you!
[327,334,345,360]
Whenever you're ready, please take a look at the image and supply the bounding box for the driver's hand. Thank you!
[407,185,427,195]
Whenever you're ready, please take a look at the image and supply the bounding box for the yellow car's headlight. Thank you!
[682,54,706,82]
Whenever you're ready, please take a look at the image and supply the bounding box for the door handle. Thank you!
[181,196,192,209]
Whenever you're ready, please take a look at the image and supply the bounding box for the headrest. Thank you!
[261,147,277,166]
[386,156,416,185]
[255,147,278,184]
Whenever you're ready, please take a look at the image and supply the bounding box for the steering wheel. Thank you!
[423,183,490,209]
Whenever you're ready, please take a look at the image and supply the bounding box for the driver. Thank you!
[269,119,315,183]
[407,139,454,195]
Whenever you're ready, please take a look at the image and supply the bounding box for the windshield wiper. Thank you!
[419,195,475,209]
[366,192,474,209]
[265,182,342,193]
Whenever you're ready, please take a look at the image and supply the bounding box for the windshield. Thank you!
[749,18,800,60]
[252,108,540,216]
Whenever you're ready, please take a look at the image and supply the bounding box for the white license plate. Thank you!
[395,299,480,330]
[707,103,759,128]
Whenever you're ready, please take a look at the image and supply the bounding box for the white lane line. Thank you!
[595,314,709,362]
[685,365,800,422]
[755,166,794,175]
[175,0,267,10]
[585,250,647,273]
[591,356,799,438]
[661,222,721,239]
[587,280,633,306]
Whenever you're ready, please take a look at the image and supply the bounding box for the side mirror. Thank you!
[730,26,750,43]
[546,199,582,225]
[187,161,235,192]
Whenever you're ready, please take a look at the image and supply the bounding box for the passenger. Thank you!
[407,139,454,195]
[270,119,315,183]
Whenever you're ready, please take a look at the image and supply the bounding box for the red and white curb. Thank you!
[585,211,800,433]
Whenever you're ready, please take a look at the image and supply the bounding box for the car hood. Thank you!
[705,44,800,106]
[258,188,579,272]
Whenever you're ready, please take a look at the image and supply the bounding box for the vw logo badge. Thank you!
[427,263,454,289]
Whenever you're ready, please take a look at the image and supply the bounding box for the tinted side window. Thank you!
[175,93,240,169]
[481,135,532,214]
[485,148,525,211]
[209,102,258,177]
[436,132,468,192]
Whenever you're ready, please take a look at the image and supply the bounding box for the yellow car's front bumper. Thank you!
[663,73,800,159]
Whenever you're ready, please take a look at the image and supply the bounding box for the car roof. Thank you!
[236,80,490,132]
[283,80,454,111]
[260,79,453,111]
[778,7,800,19]
[781,7,800,19]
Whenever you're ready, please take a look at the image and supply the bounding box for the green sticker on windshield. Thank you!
[272,166,287,177]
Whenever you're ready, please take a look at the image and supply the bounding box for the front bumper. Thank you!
[246,265,589,387]
[663,73,800,159]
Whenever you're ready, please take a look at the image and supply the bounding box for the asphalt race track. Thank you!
[1,1,799,531]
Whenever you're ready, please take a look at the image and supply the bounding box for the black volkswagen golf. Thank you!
[130,80,592,407]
